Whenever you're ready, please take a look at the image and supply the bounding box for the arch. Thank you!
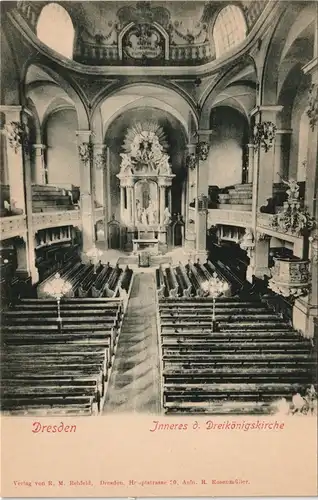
[213,4,247,58]
[23,63,89,129]
[199,59,257,129]
[101,96,189,143]
[261,3,315,105]
[36,3,74,59]
[91,81,199,132]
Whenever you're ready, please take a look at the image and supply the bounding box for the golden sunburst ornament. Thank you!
[122,121,169,154]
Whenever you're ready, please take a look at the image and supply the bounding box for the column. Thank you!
[249,238,271,280]
[22,109,38,283]
[93,143,105,207]
[159,184,165,225]
[294,54,318,337]
[120,186,125,221]
[168,188,172,213]
[195,130,213,259]
[131,184,135,226]
[126,185,133,224]
[0,105,26,214]
[272,130,292,183]
[247,143,255,183]
[76,130,94,254]
[184,143,197,251]
[250,106,283,211]
[32,144,46,185]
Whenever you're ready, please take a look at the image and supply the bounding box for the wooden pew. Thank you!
[1,395,96,416]
[156,265,165,299]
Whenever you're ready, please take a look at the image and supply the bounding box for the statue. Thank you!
[136,199,142,224]
[163,207,171,225]
[147,200,156,225]
[141,208,148,226]
[281,178,300,201]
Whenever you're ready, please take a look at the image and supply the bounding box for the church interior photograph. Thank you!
[0,0,317,417]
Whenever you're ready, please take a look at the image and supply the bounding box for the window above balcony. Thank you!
[36,3,74,59]
[213,5,247,58]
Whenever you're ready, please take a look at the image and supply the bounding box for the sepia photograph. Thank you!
[0,0,317,496]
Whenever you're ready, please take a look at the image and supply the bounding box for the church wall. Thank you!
[208,108,246,188]
[289,88,310,181]
[0,29,20,106]
[109,148,121,222]
[44,109,80,187]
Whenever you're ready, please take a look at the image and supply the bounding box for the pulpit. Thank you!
[117,124,175,255]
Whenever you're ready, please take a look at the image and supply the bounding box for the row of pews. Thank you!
[157,292,316,414]
[156,260,232,299]
[37,261,133,299]
[1,294,133,416]
[32,184,80,213]
[1,259,134,416]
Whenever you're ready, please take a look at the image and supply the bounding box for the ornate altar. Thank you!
[117,122,175,254]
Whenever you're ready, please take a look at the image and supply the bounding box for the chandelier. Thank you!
[42,273,72,327]
[86,246,103,273]
[201,272,229,331]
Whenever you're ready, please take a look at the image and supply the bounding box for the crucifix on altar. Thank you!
[117,122,175,254]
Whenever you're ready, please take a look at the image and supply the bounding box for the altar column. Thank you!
[168,188,172,213]
[120,186,125,222]
[159,184,165,225]
[126,182,134,225]
[76,130,94,254]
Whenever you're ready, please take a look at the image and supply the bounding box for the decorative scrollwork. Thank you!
[78,143,93,166]
[253,121,277,152]
[185,152,197,170]
[5,121,30,154]
[306,83,318,131]
[94,151,106,170]
[271,178,316,236]
[196,141,209,161]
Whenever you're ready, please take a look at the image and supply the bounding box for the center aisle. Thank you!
[103,271,161,414]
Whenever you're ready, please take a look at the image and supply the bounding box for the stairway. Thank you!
[103,272,161,413]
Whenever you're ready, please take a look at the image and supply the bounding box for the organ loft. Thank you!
[0,0,317,416]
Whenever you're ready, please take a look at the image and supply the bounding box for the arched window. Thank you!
[36,3,74,59]
[213,5,247,58]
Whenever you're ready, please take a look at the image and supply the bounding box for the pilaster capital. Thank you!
[0,105,22,121]
[93,143,106,152]
[186,143,197,154]
[302,57,318,80]
[196,141,210,161]
[275,129,293,135]
[32,143,46,153]
[250,105,283,120]
[197,129,215,140]
[76,130,92,143]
